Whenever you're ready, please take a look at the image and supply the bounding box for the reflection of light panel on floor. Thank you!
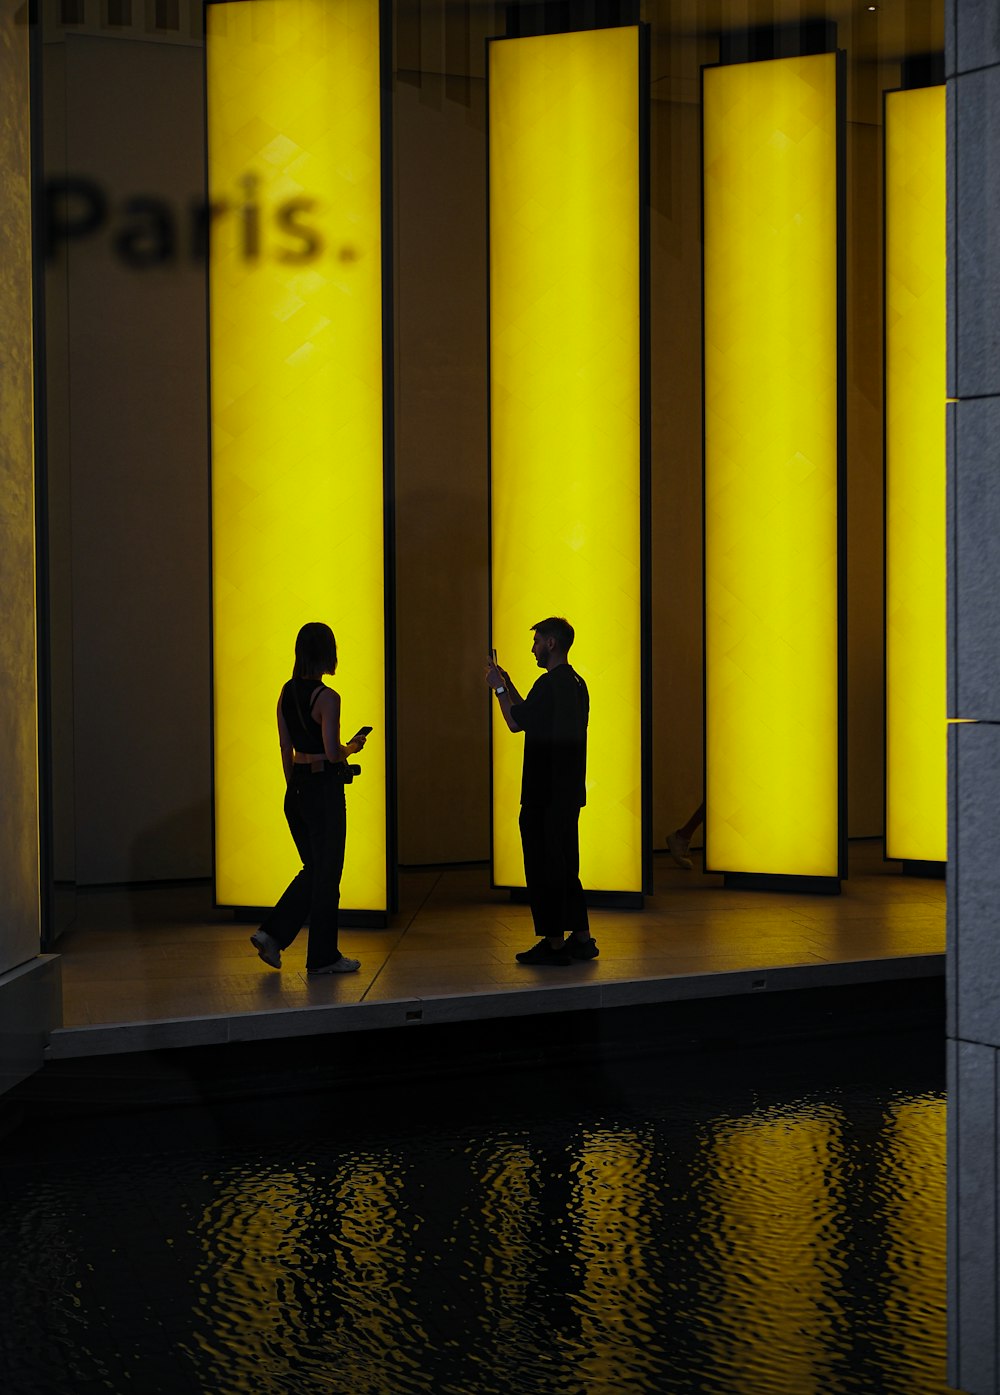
[885,85,946,864]
[488,25,644,895]
[207,0,387,911]
[703,52,841,880]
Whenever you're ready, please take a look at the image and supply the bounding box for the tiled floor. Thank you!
[46,841,945,1057]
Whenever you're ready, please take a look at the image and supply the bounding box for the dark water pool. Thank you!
[0,1029,958,1395]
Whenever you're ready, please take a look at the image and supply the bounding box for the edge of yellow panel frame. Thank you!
[884,82,947,867]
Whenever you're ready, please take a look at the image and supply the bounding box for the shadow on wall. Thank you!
[128,797,213,894]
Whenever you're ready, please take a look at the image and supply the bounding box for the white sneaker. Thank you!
[307,956,361,975]
[666,832,693,870]
[251,930,282,968]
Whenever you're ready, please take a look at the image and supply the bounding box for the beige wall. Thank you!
[0,9,41,971]
[394,72,491,864]
[649,91,706,842]
[42,39,75,889]
[45,34,211,885]
[846,114,885,837]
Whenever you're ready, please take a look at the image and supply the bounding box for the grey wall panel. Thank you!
[953,398,1000,721]
[955,1040,999,1395]
[947,1039,960,1391]
[955,67,1000,399]
[946,0,956,79]
[947,401,957,718]
[0,958,61,1099]
[947,79,957,399]
[955,0,1000,77]
[948,8,1000,1394]
[947,724,958,1036]
[955,721,1000,1046]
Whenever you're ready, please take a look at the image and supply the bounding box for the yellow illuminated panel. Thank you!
[208,0,386,909]
[704,54,839,877]
[886,86,946,863]
[489,26,643,892]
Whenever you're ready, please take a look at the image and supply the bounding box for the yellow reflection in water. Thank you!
[188,1158,413,1394]
[574,1129,661,1386]
[882,1097,950,1386]
[478,1144,537,1330]
[188,1168,312,1373]
[702,1107,844,1393]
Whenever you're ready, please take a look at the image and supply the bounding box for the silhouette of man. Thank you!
[487,617,598,966]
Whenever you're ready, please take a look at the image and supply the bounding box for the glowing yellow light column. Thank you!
[885,85,946,864]
[703,53,842,881]
[207,0,388,912]
[489,26,646,895]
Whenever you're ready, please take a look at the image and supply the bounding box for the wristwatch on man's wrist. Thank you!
[495,684,506,697]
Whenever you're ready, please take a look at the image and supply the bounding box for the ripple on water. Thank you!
[0,1056,957,1395]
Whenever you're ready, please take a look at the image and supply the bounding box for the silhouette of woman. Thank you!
[251,622,368,974]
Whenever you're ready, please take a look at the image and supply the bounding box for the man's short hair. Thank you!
[531,616,574,653]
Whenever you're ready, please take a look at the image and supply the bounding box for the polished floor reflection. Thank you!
[52,842,944,1045]
[0,1027,957,1394]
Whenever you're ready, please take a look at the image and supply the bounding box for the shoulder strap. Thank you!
[288,678,307,732]
[289,679,326,728]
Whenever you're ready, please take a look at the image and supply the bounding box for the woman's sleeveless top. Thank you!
[281,678,326,754]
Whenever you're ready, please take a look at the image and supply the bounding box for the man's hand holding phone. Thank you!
[486,651,510,695]
[349,725,372,752]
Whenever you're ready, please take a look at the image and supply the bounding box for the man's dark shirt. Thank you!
[510,664,589,808]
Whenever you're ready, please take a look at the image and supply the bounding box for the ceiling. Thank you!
[648,0,944,64]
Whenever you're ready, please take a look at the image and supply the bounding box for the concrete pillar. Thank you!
[0,12,60,1098]
[948,2,1000,1390]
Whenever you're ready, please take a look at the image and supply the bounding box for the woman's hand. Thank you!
[317,687,359,763]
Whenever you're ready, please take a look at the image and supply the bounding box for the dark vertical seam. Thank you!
[951,77,961,778]
[359,867,442,1003]
[987,1049,993,1389]
[954,71,960,407]
[954,1043,961,1389]
[948,407,953,1049]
